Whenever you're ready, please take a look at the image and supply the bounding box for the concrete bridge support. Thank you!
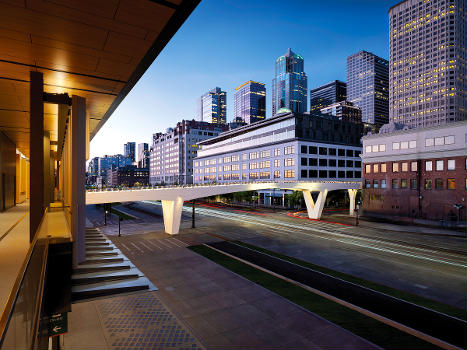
[302,189,328,220]
[161,197,184,234]
[348,189,357,216]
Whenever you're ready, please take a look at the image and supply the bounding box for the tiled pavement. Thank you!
[105,230,380,350]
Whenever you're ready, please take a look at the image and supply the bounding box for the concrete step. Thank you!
[73,264,131,274]
[80,257,124,265]
[72,273,140,286]
[86,242,110,246]
[71,277,150,301]
[86,251,118,257]
[86,246,114,252]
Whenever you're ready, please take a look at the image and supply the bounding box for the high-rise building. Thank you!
[149,120,228,185]
[233,81,266,124]
[196,87,227,124]
[123,142,136,162]
[272,48,308,116]
[389,0,466,128]
[347,51,389,127]
[310,80,347,112]
[320,101,362,124]
[137,143,149,168]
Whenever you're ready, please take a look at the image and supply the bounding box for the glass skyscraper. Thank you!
[272,48,308,116]
[233,80,266,124]
[123,142,136,162]
[347,51,389,127]
[310,80,347,112]
[389,0,466,128]
[196,87,227,124]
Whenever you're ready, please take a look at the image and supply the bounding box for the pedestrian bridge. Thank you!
[86,181,361,234]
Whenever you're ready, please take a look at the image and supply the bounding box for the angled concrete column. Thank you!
[348,189,358,216]
[161,197,184,234]
[302,189,328,219]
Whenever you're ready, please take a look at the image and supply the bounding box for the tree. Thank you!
[286,191,303,209]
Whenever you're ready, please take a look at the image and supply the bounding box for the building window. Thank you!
[373,180,379,189]
[392,142,400,150]
[435,178,444,190]
[410,179,417,190]
[274,148,280,156]
[250,152,258,160]
[381,179,387,189]
[223,165,231,171]
[373,164,379,173]
[284,146,294,155]
[434,137,444,146]
[425,179,432,190]
[242,173,247,180]
[274,170,280,178]
[445,136,455,145]
[411,162,417,172]
[260,161,270,168]
[310,158,318,166]
[309,146,317,154]
[284,170,295,178]
[309,170,318,178]
[249,162,258,170]
[242,163,247,170]
[379,144,386,152]
[249,172,258,179]
[260,172,270,179]
[392,163,399,172]
[401,141,408,149]
[260,150,270,158]
[436,160,443,171]
[223,174,231,180]
[365,145,372,153]
[447,159,455,170]
[301,158,307,166]
[319,147,328,155]
[372,145,379,152]
[329,148,336,156]
[232,155,239,162]
[365,164,371,174]
[320,159,328,167]
[329,159,337,167]
[242,154,247,160]
[301,170,308,178]
[365,180,371,188]
[401,179,408,189]
[224,156,231,163]
[401,162,408,172]
[392,179,399,189]
[381,163,387,173]
[232,164,239,171]
[274,159,280,167]
[329,170,336,178]
[447,178,455,190]
[409,140,416,148]
[232,174,239,180]
[301,145,307,154]
[425,161,432,171]
[284,158,295,167]
[425,138,434,147]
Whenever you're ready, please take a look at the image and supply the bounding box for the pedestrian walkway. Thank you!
[0,201,29,312]
[63,291,205,350]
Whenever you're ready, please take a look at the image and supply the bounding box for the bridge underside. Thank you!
[87,182,361,234]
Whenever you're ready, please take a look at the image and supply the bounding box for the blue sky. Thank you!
[90,0,394,159]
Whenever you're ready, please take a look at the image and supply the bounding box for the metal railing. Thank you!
[0,209,50,350]
[86,180,362,193]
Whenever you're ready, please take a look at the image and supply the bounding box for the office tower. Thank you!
[310,80,347,112]
[137,143,149,168]
[272,48,308,116]
[149,120,228,185]
[123,142,136,162]
[389,0,466,128]
[196,87,227,124]
[320,101,362,124]
[347,51,389,127]
[233,81,266,124]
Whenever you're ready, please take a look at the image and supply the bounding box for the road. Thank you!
[86,201,467,310]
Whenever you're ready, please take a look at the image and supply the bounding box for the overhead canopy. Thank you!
[0,0,199,158]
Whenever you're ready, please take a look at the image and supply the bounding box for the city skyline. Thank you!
[89,0,392,159]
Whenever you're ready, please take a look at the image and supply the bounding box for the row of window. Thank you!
[364,135,455,153]
[301,170,362,179]
[302,158,361,168]
[300,145,360,157]
[365,159,457,174]
[195,170,296,182]
[195,146,295,166]
[365,178,458,190]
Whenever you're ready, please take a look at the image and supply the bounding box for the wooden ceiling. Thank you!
[0,0,199,158]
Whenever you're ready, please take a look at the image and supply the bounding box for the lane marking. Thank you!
[139,241,154,252]
[157,239,173,249]
[130,242,144,253]
[145,239,163,250]
[171,237,188,247]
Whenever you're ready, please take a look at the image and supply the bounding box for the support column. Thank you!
[161,197,184,234]
[302,189,328,219]
[71,95,86,265]
[348,189,357,216]
[29,71,44,242]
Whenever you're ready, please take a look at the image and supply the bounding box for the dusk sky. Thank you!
[90,0,394,159]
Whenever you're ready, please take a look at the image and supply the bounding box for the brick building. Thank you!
[361,121,466,222]
[107,165,149,188]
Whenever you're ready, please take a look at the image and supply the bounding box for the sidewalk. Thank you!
[0,201,30,312]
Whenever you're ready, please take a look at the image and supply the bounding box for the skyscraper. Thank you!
[138,143,149,168]
[272,48,308,116]
[310,80,347,112]
[196,87,227,124]
[347,51,389,127]
[123,142,136,162]
[233,81,266,124]
[389,0,466,128]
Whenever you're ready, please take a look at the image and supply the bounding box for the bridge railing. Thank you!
[86,180,362,193]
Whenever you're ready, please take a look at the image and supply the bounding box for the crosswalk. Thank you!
[115,236,189,255]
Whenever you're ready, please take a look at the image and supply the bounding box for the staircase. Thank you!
[71,227,155,301]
